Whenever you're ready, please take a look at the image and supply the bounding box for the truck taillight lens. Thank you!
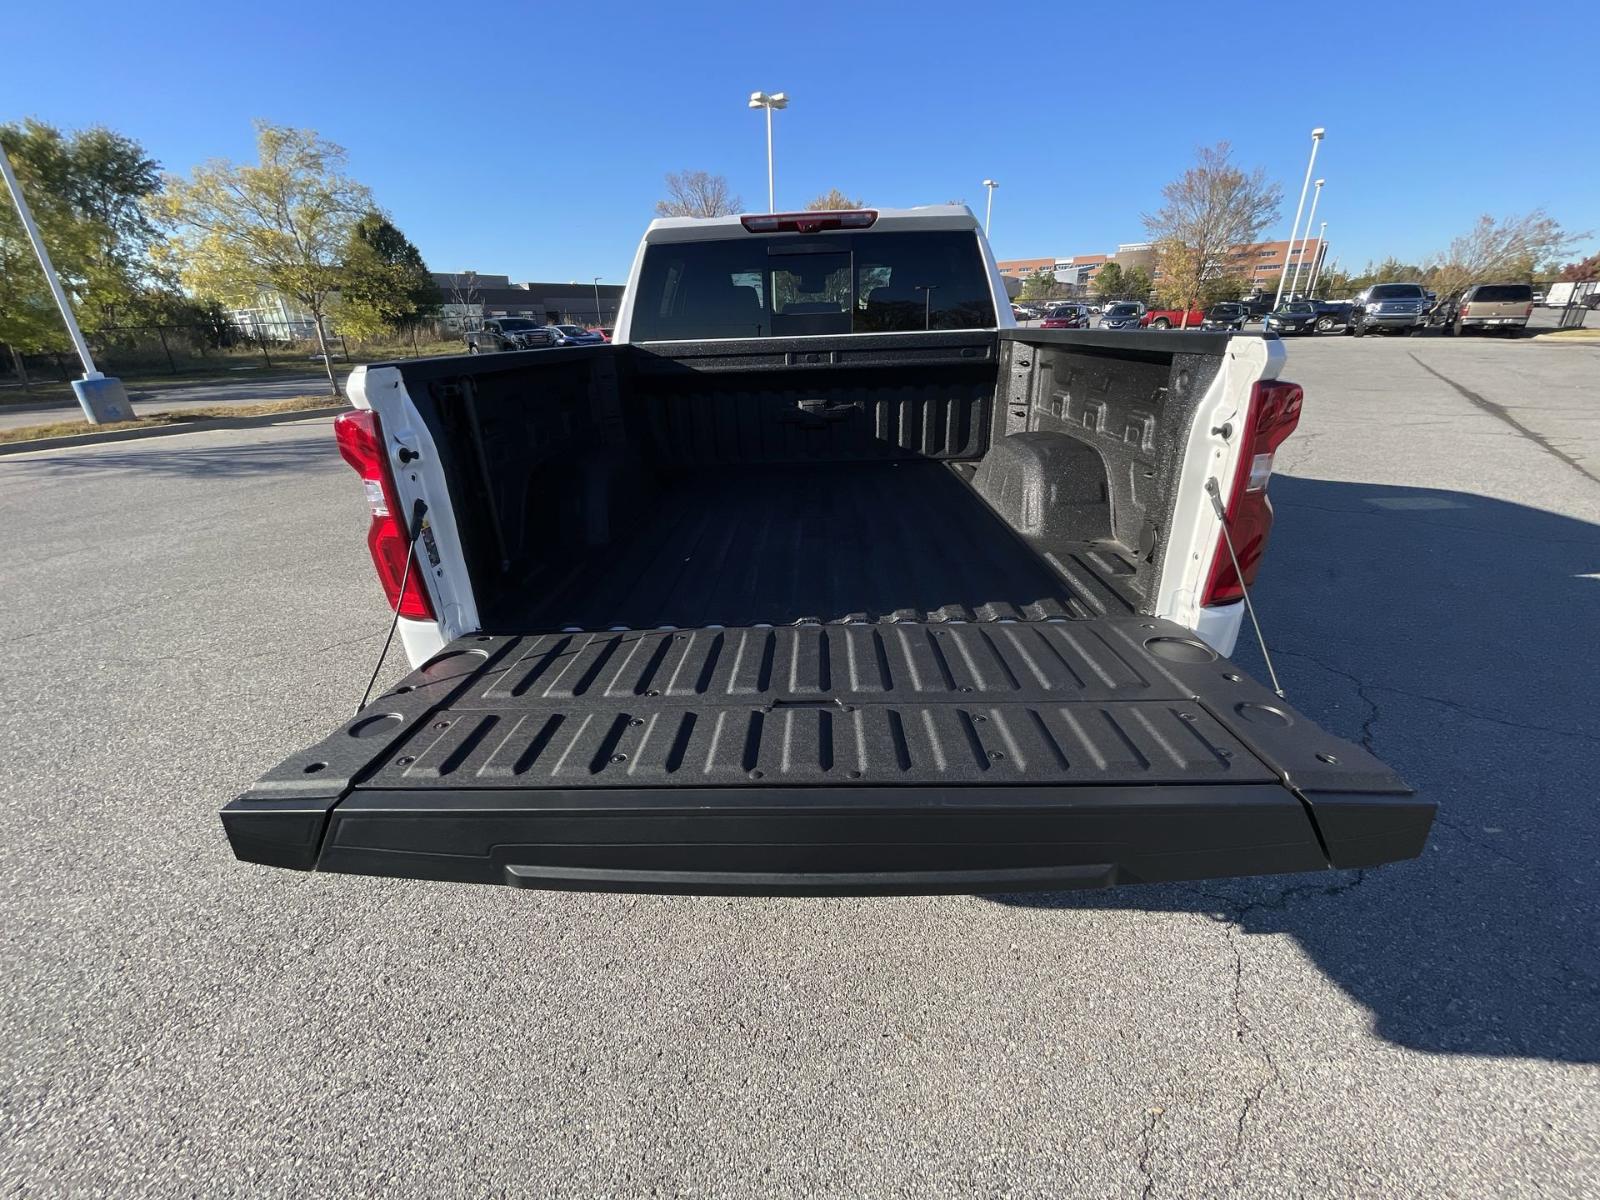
[1201,380,1303,608]
[334,410,435,620]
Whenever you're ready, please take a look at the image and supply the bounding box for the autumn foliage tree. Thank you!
[806,188,864,210]
[1557,251,1600,283]
[1426,211,1587,297]
[157,123,373,396]
[1144,142,1280,326]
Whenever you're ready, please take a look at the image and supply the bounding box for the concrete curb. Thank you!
[1532,332,1600,344]
[0,405,349,457]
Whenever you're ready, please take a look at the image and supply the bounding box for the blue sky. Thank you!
[5,2,1597,284]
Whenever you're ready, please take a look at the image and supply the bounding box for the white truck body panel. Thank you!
[356,209,1264,667]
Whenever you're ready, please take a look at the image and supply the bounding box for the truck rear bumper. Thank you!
[222,621,1431,895]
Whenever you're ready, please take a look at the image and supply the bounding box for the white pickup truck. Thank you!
[224,205,1430,894]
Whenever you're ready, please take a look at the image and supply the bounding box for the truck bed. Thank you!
[513,461,1139,631]
[222,332,1431,893]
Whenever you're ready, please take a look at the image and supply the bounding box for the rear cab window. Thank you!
[630,230,997,340]
[1468,284,1533,303]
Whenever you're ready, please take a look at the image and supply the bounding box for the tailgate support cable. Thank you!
[1205,477,1286,698]
[358,498,428,713]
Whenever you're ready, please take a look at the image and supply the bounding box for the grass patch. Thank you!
[0,395,341,444]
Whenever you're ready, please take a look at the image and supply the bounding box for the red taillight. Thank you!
[1524,303,1535,316]
[1459,303,1471,316]
[1201,380,1303,607]
[740,210,878,233]
[334,410,434,620]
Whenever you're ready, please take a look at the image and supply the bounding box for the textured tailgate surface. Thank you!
[359,622,1279,790]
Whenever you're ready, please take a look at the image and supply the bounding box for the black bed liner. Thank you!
[514,461,1138,630]
[223,618,1430,894]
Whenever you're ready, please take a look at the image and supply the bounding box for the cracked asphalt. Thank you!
[3,332,1598,1197]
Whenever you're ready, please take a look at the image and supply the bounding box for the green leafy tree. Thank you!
[1092,261,1125,298]
[1019,268,1060,302]
[805,188,865,210]
[337,213,437,340]
[1144,142,1280,326]
[1122,265,1154,302]
[157,122,373,396]
[1312,263,1353,299]
[1349,257,1425,290]
[1,120,166,387]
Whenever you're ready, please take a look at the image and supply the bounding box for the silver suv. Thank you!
[1347,283,1428,337]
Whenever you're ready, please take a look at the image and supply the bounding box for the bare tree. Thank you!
[654,171,742,218]
[444,271,483,331]
[1143,142,1281,327]
[805,188,864,210]
[1426,211,1588,297]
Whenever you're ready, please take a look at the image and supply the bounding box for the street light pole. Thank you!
[1307,222,1330,297]
[592,276,603,326]
[1273,127,1325,310]
[1288,179,1324,300]
[982,179,999,237]
[748,91,789,213]
[0,140,131,422]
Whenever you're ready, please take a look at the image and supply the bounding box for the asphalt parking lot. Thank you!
[3,332,1598,1196]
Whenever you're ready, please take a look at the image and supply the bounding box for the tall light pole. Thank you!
[592,276,603,326]
[1273,127,1325,309]
[748,91,788,213]
[0,140,132,423]
[982,179,999,237]
[1288,182,1325,300]
[1307,222,1330,297]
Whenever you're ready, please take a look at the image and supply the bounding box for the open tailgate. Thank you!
[222,619,1430,894]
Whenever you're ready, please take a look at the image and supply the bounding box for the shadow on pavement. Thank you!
[993,475,1600,1063]
[4,430,337,479]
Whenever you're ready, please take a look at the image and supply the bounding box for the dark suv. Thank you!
[1346,283,1429,336]
[465,318,562,353]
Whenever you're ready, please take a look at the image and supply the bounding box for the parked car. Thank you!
[464,318,561,353]
[1532,290,1546,305]
[1201,302,1247,331]
[225,203,1429,896]
[586,327,614,342]
[1345,283,1429,336]
[1039,304,1090,329]
[1264,300,1350,336]
[1012,304,1041,321]
[549,323,607,346]
[1434,283,1535,335]
[1141,305,1206,329]
[1239,294,1276,321]
[1098,301,1145,330]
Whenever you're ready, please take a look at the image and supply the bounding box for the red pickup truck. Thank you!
[1141,305,1206,329]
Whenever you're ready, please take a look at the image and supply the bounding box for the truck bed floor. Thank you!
[512,462,1138,631]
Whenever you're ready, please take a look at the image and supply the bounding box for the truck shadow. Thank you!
[4,430,338,479]
[993,474,1600,1064]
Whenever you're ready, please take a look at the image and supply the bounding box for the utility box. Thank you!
[71,376,134,424]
